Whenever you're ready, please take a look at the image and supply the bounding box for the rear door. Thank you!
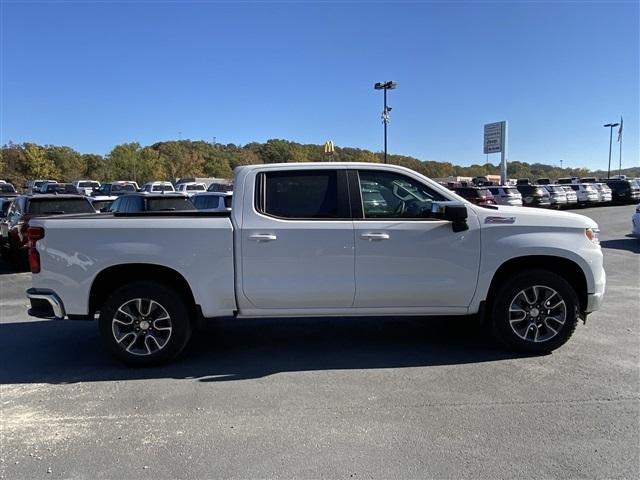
[351,169,481,309]
[240,168,355,309]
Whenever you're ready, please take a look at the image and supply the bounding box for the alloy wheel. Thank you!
[111,298,173,356]
[508,285,567,343]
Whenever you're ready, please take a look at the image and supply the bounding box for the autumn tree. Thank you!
[24,143,59,179]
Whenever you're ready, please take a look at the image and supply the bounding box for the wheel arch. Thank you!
[89,263,198,318]
[485,255,589,314]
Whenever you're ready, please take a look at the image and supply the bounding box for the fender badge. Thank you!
[485,216,516,224]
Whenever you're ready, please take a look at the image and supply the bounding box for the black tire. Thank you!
[490,270,579,354]
[98,281,192,366]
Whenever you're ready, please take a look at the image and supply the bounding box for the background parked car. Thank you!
[41,182,80,195]
[605,179,640,204]
[0,198,14,220]
[561,186,579,207]
[141,181,175,193]
[0,195,95,266]
[487,186,523,206]
[89,196,118,213]
[632,203,640,237]
[453,187,496,206]
[25,179,57,194]
[175,182,207,195]
[593,183,613,203]
[92,182,138,196]
[516,184,551,208]
[191,192,233,212]
[543,185,568,209]
[73,180,101,196]
[107,193,195,213]
[0,183,18,199]
[568,183,599,206]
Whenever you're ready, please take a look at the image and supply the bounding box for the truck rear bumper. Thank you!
[26,288,66,319]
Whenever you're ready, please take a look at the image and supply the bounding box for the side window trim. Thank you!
[254,169,351,221]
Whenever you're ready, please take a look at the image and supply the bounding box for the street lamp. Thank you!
[374,81,397,163]
[604,122,620,179]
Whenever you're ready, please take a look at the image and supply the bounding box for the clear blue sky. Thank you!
[1,0,638,171]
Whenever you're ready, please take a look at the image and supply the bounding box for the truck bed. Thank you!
[29,214,236,318]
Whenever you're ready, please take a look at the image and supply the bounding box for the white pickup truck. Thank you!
[25,163,606,365]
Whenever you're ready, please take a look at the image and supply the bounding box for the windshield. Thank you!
[186,184,205,191]
[0,184,16,193]
[146,197,195,211]
[28,198,94,214]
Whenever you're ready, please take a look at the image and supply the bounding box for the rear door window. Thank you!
[256,170,348,219]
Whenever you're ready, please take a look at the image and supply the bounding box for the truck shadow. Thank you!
[0,316,532,385]
[600,238,640,254]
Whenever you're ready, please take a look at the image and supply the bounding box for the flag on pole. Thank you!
[618,116,623,142]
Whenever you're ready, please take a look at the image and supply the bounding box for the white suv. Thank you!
[593,183,612,203]
[487,186,523,206]
[569,184,599,205]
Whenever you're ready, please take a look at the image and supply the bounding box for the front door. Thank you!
[352,169,481,309]
[240,169,355,309]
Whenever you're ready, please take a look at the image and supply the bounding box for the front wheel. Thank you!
[491,270,579,354]
[98,281,192,366]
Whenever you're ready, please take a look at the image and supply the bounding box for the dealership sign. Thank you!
[484,121,505,154]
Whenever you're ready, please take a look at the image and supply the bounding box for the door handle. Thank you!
[360,232,390,241]
[249,233,277,242]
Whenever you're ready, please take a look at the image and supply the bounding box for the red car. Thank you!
[0,195,95,268]
[453,187,497,206]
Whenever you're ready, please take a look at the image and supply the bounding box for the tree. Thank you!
[24,143,59,179]
[44,146,84,180]
[106,143,141,182]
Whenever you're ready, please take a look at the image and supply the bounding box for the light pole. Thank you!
[560,159,563,170]
[604,122,619,179]
[374,81,397,163]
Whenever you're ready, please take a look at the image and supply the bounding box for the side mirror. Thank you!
[443,204,469,232]
[444,204,467,222]
[431,202,469,232]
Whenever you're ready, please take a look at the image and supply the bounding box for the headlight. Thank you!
[585,228,600,245]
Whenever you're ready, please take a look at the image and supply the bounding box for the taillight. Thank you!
[27,227,45,274]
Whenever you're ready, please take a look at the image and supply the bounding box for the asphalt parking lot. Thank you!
[1,205,638,479]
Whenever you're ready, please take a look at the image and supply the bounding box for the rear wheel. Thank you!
[98,281,192,366]
[491,270,579,354]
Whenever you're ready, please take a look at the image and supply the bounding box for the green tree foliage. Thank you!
[0,139,612,188]
[24,143,59,180]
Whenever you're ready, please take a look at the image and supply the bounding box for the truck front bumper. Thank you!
[585,267,606,313]
[26,288,66,320]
